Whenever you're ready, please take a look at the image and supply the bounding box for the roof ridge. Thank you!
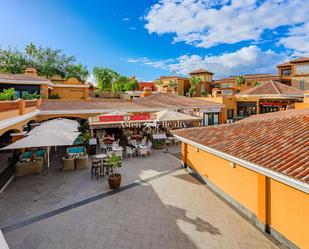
[271,80,281,94]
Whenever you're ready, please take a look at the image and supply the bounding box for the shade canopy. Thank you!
[101,111,129,116]
[28,118,79,135]
[154,110,202,122]
[1,131,80,150]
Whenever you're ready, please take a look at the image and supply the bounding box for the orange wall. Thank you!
[185,144,258,214]
[0,110,19,121]
[268,179,309,249]
[52,87,88,99]
[182,142,309,248]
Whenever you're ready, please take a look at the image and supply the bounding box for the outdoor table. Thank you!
[167,137,176,145]
[95,154,107,176]
[112,146,123,151]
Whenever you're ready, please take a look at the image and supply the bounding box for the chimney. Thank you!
[25,67,37,76]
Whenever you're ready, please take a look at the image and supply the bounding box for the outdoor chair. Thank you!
[16,160,43,177]
[34,149,47,163]
[76,155,89,170]
[114,149,123,159]
[62,157,75,171]
[126,146,134,158]
[91,159,101,180]
[19,151,33,162]
[174,139,180,145]
[147,142,152,155]
[139,147,148,158]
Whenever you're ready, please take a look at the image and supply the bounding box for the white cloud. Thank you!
[126,45,288,78]
[279,23,309,53]
[129,26,137,30]
[144,0,309,48]
[122,17,130,22]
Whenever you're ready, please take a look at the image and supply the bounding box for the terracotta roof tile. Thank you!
[173,108,309,184]
[189,69,214,75]
[289,57,309,63]
[236,80,303,96]
[0,73,51,83]
[41,93,223,111]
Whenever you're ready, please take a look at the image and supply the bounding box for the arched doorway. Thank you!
[0,129,21,190]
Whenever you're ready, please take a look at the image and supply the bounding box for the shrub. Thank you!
[0,88,15,101]
[21,93,41,100]
[49,93,61,99]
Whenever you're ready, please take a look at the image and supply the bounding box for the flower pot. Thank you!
[108,173,121,189]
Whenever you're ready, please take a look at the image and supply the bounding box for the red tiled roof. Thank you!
[277,61,291,67]
[236,81,303,96]
[189,69,214,75]
[41,93,223,111]
[0,73,51,83]
[159,76,188,80]
[289,57,309,63]
[173,108,309,183]
[215,74,279,83]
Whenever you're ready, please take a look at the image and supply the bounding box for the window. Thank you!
[281,69,291,76]
[222,90,233,95]
[300,80,305,90]
[221,83,233,88]
[227,109,234,119]
[295,65,309,75]
[200,84,205,95]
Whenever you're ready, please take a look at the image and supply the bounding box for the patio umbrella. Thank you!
[1,131,80,170]
[154,110,202,122]
[27,118,79,135]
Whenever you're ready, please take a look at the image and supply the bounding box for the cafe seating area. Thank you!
[15,149,47,177]
[62,146,88,171]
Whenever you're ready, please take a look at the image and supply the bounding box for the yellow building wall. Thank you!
[37,113,90,122]
[185,144,258,214]
[0,110,19,121]
[268,179,309,249]
[52,87,87,99]
[0,117,36,136]
[195,96,237,123]
[182,142,309,248]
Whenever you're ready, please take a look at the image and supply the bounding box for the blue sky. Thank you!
[0,0,309,81]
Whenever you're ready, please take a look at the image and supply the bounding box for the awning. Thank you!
[154,110,202,122]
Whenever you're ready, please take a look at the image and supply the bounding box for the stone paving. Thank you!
[0,146,279,249]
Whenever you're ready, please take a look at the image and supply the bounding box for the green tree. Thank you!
[235,76,246,86]
[168,80,177,92]
[0,44,88,82]
[65,63,89,82]
[0,47,27,74]
[25,43,37,66]
[254,81,262,87]
[187,76,202,97]
[93,67,119,92]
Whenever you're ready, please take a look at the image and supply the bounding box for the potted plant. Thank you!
[106,153,122,189]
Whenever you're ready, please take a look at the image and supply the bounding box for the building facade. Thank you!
[156,76,190,96]
[0,68,90,100]
[195,81,304,123]
[213,74,280,96]
[173,109,309,249]
[189,69,213,97]
[277,57,309,90]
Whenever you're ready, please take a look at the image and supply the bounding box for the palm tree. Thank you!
[168,80,177,93]
[187,76,202,97]
[235,76,246,86]
[25,43,37,66]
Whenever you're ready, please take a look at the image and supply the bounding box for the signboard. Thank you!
[260,102,285,107]
[98,113,153,123]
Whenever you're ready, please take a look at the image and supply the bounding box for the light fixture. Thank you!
[230,162,236,168]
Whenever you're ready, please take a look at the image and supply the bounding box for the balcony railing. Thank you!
[0,99,41,121]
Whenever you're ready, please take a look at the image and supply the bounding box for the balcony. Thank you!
[0,99,41,123]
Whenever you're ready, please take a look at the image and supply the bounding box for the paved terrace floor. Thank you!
[0,146,279,249]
